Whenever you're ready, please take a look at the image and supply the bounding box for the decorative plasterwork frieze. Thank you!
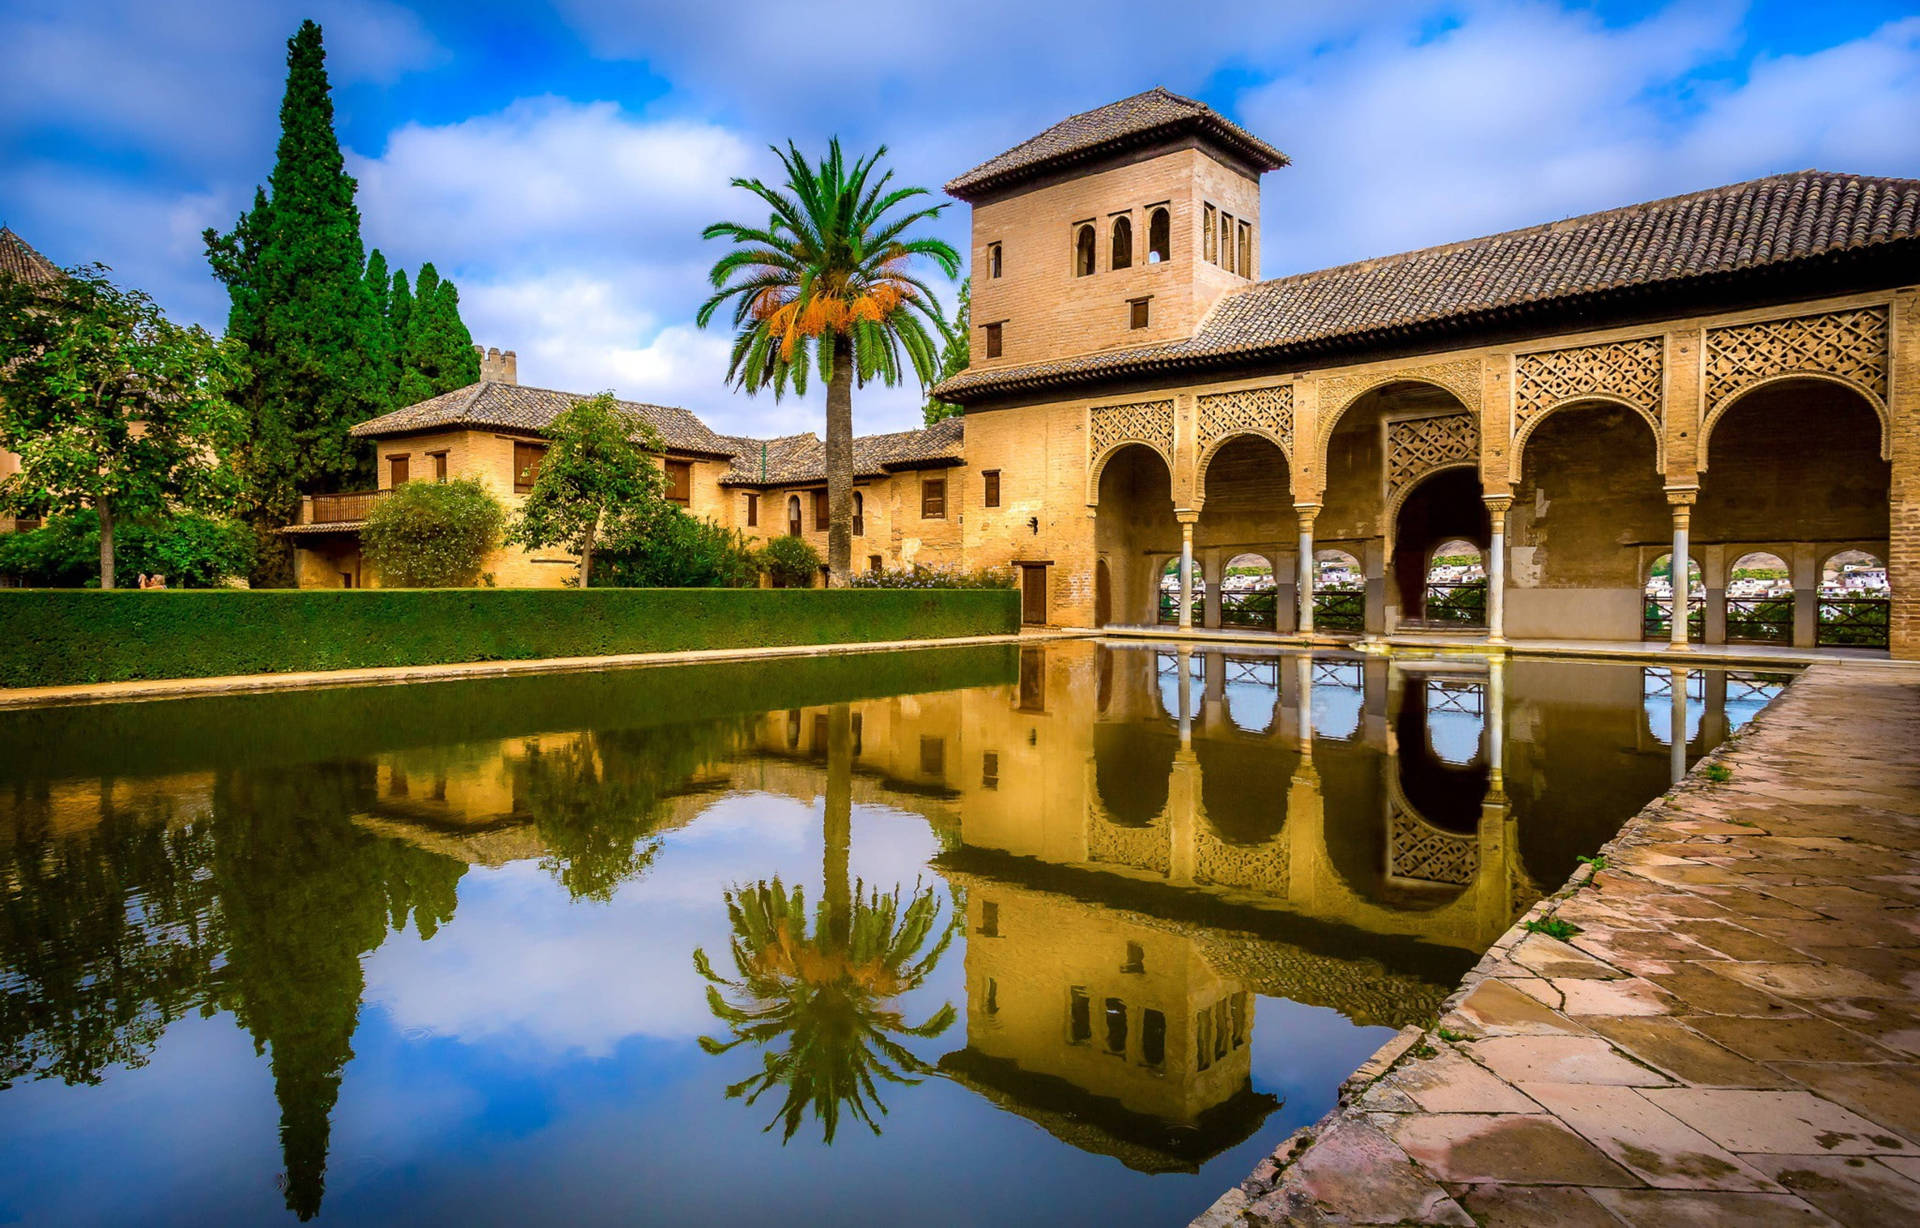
[1088,398,1177,468]
[1389,804,1479,886]
[1197,383,1294,458]
[1705,306,1889,411]
[1386,412,1479,503]
[1513,337,1664,436]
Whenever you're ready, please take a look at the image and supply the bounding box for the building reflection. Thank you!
[0,642,1785,1209]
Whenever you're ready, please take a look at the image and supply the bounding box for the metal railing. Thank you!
[1314,588,1365,632]
[1817,597,1890,648]
[1643,595,1705,640]
[306,490,386,524]
[1219,589,1278,629]
[1421,580,1487,626]
[1725,596,1793,643]
[1157,590,1179,625]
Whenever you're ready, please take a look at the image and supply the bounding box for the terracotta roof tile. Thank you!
[0,228,63,285]
[945,87,1287,201]
[349,381,732,455]
[935,170,1920,401]
[720,417,965,486]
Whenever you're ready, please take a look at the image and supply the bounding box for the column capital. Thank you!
[1174,508,1200,526]
[1482,495,1514,516]
[1664,485,1699,507]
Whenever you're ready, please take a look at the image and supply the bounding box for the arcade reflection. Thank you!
[0,642,1785,1223]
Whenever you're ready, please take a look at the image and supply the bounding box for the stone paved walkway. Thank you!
[1198,662,1920,1227]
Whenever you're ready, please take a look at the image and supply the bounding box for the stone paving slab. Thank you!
[1196,663,1920,1226]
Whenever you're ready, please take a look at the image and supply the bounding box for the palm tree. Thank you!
[691,704,958,1141]
[698,141,959,586]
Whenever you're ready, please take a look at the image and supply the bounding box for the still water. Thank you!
[0,642,1785,1226]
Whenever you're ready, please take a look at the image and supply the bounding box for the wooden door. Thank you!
[1021,565,1047,625]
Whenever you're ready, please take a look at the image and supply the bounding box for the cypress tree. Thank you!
[399,263,481,403]
[363,248,395,411]
[387,268,412,405]
[204,20,385,585]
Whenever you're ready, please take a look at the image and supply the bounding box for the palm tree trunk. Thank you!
[824,702,853,950]
[825,333,854,586]
[97,496,116,590]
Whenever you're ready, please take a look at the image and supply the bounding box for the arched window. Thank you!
[1237,221,1251,276]
[786,495,802,538]
[987,242,1002,279]
[1074,224,1095,277]
[1819,549,1889,648]
[852,491,865,537]
[1111,216,1132,270]
[1148,207,1170,263]
[1726,551,1792,644]
[1645,553,1703,641]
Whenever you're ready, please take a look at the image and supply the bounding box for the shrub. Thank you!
[362,479,504,587]
[0,588,1022,687]
[758,535,822,588]
[595,506,757,588]
[848,563,1015,590]
[0,511,253,587]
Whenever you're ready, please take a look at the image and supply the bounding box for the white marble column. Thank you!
[1667,490,1696,650]
[1296,505,1319,636]
[1177,512,1197,630]
[1669,664,1689,785]
[1485,495,1511,643]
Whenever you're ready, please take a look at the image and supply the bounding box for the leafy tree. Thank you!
[0,510,253,588]
[0,265,243,589]
[923,278,970,425]
[757,534,822,589]
[700,141,958,586]
[595,504,758,588]
[361,479,504,587]
[508,392,668,586]
[204,20,388,585]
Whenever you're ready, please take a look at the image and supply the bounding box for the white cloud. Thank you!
[0,0,443,169]
[351,97,936,436]
[1237,4,1920,275]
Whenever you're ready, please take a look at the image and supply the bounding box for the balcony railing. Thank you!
[1219,589,1278,629]
[1314,588,1365,632]
[1725,595,1793,644]
[305,490,386,524]
[1817,597,1890,649]
[1421,580,1487,626]
[1643,595,1705,640]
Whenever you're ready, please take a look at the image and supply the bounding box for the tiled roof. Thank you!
[945,87,1288,201]
[719,417,965,486]
[935,170,1920,402]
[0,227,63,285]
[349,381,733,455]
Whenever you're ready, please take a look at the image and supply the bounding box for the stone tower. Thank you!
[945,88,1288,376]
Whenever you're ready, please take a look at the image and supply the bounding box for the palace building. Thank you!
[299,88,1919,658]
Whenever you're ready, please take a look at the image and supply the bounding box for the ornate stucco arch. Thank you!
[1194,384,1294,503]
[1511,394,1666,477]
[1086,398,1177,504]
[1312,358,1484,480]
[1384,459,1479,526]
[1699,373,1890,471]
[1698,305,1890,471]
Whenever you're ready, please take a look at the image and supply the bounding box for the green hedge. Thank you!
[0,587,1021,688]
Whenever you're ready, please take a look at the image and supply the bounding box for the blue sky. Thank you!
[3,0,1917,438]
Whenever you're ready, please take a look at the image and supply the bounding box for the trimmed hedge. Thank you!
[0,587,1021,688]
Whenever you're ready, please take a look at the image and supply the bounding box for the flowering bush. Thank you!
[848,564,1015,590]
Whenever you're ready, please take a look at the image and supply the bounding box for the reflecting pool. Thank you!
[0,642,1786,1226]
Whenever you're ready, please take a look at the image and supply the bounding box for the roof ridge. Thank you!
[1229,169,1920,301]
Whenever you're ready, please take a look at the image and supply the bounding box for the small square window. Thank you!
[979,900,1000,937]
[983,470,1001,508]
[1129,298,1150,330]
[868,554,883,572]
[919,734,945,778]
[984,322,1003,359]
[981,750,999,790]
[430,451,448,481]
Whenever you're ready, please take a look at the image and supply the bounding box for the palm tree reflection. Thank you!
[692,702,958,1143]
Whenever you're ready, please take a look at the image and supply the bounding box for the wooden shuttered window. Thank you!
[513,442,546,493]
[665,460,692,506]
[921,473,947,519]
[983,470,1001,507]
